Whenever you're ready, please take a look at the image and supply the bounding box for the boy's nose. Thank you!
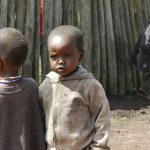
[58,58,65,64]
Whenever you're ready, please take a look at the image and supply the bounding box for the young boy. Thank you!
[39,25,111,150]
[0,28,46,150]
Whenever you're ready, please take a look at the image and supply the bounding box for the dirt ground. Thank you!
[108,95,150,150]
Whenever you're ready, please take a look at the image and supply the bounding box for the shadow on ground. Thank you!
[108,95,150,111]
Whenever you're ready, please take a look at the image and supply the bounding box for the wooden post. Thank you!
[23,0,35,77]
[133,0,144,35]
[0,0,8,28]
[146,0,150,20]
[120,0,133,93]
[122,0,138,92]
[33,0,41,83]
[91,0,101,81]
[7,0,16,27]
[62,0,74,25]
[104,0,117,95]
[40,0,52,81]
[80,0,92,72]
[16,0,27,33]
[97,0,107,91]
[53,0,62,27]
[141,0,149,26]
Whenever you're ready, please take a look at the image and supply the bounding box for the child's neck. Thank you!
[0,73,22,84]
[63,66,78,77]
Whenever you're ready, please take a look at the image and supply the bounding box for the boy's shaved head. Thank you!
[48,25,83,52]
[0,28,28,66]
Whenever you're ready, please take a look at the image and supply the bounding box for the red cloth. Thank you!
[40,0,44,37]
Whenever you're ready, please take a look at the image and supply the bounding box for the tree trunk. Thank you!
[146,0,150,19]
[141,0,149,26]
[23,0,35,77]
[133,0,144,35]
[97,0,107,91]
[40,0,52,81]
[7,0,16,27]
[53,0,62,27]
[127,0,138,44]
[80,0,92,72]
[62,0,74,25]
[133,0,144,87]
[91,0,100,80]
[123,0,138,92]
[73,0,81,27]
[16,0,27,33]
[120,0,133,94]
[33,0,40,83]
[0,0,8,28]
[104,0,117,95]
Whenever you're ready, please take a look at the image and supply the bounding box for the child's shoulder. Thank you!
[83,76,102,87]
[39,77,52,90]
[23,77,37,84]
[22,77,38,89]
[78,76,104,93]
[40,77,51,85]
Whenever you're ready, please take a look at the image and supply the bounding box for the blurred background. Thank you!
[0,0,150,95]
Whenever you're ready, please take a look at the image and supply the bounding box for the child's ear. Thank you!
[0,59,3,70]
[0,59,4,73]
[79,49,84,61]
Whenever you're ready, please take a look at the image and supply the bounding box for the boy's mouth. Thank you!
[57,65,66,72]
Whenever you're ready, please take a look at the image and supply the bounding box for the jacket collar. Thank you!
[46,65,94,82]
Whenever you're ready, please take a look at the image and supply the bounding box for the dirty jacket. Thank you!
[39,65,111,150]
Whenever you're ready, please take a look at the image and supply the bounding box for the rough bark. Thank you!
[23,0,35,77]
[40,0,52,81]
[80,0,92,72]
[91,0,100,80]
[63,0,74,25]
[16,0,26,33]
[53,0,62,27]
[123,0,138,92]
[33,0,40,83]
[104,0,117,95]
[7,0,16,27]
[0,0,8,28]
[120,0,133,94]
[97,0,107,91]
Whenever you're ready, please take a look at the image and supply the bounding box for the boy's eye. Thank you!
[65,54,72,58]
[50,55,57,60]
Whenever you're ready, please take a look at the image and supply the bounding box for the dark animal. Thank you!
[134,23,150,99]
[134,23,150,71]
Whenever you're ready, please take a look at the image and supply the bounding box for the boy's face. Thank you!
[48,35,82,77]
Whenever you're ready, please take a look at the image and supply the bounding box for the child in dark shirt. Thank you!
[0,27,46,150]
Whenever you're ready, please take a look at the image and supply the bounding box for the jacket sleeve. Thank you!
[39,81,47,133]
[89,81,111,150]
[39,78,53,114]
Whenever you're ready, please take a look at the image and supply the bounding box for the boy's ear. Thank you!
[0,59,3,70]
[79,49,84,61]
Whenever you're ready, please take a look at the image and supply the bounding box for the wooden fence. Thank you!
[0,0,150,95]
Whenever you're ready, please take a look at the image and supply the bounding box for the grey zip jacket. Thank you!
[39,65,111,150]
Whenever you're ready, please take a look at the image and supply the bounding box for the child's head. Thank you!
[0,28,28,76]
[47,25,84,77]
